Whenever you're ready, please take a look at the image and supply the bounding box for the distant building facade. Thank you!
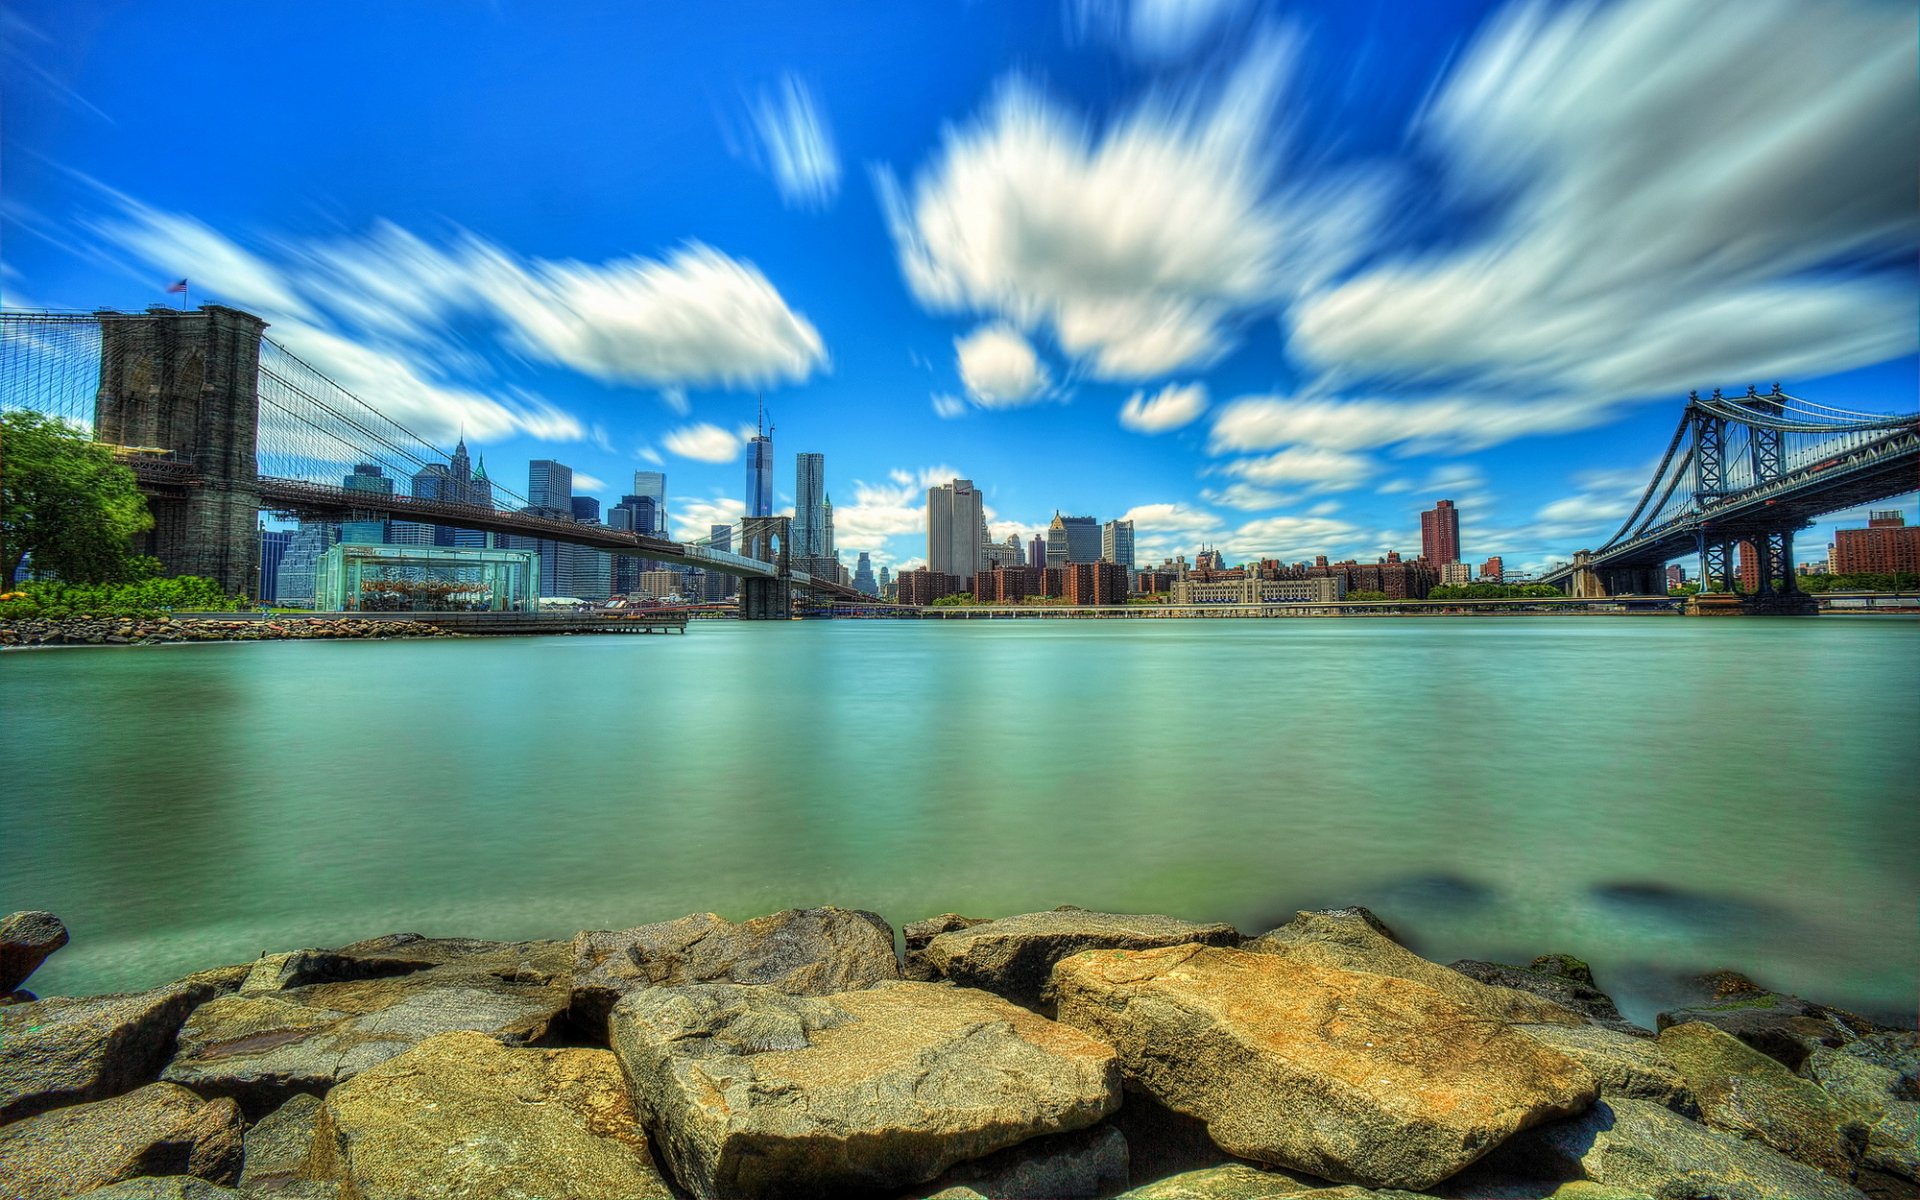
[1422,499,1460,565]
[745,417,774,518]
[1172,575,1345,604]
[1101,519,1135,573]
[928,479,985,581]
[1833,511,1919,575]
[897,567,964,605]
[852,552,878,595]
[1064,561,1130,605]
[1046,514,1101,567]
[1440,561,1473,585]
[1480,555,1505,583]
[257,528,292,603]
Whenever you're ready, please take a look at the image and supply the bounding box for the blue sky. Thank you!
[4,0,1915,575]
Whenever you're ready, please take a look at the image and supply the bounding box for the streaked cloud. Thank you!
[662,422,744,463]
[878,40,1292,379]
[955,323,1053,407]
[669,495,746,543]
[1289,0,1918,402]
[749,75,841,210]
[1217,446,1375,491]
[1119,381,1208,433]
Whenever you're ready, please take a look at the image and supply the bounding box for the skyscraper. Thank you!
[257,527,291,603]
[793,452,827,557]
[631,471,667,534]
[341,464,391,544]
[570,496,602,523]
[1101,519,1135,572]
[1046,513,1101,567]
[928,478,984,581]
[1028,534,1046,569]
[529,460,573,514]
[1421,499,1461,564]
[275,521,338,607]
[745,406,774,518]
[852,551,877,595]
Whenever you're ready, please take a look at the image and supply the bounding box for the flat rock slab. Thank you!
[910,1123,1129,1198]
[1244,910,1584,1027]
[1,977,236,1124]
[1052,944,1596,1191]
[571,907,901,1036]
[307,1030,672,1199]
[1450,959,1645,1035]
[0,1081,243,1200]
[1657,991,1876,1071]
[1476,1096,1868,1200]
[610,979,1121,1200]
[0,911,70,993]
[1512,1023,1697,1115]
[912,909,1239,1011]
[162,940,570,1116]
[70,1181,242,1199]
[1657,1021,1868,1180]
[1115,1164,1321,1198]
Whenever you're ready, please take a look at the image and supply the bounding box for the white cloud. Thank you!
[955,323,1053,407]
[1221,514,1365,563]
[1217,446,1375,491]
[669,496,746,543]
[572,472,607,494]
[662,422,743,463]
[931,392,969,419]
[1120,502,1224,532]
[749,76,841,210]
[877,41,1294,379]
[1209,394,1611,456]
[91,201,316,321]
[1289,0,1919,402]
[1199,482,1297,511]
[637,446,665,466]
[1120,381,1208,433]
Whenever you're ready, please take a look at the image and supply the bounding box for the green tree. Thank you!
[930,592,974,606]
[1347,589,1389,602]
[1,410,154,584]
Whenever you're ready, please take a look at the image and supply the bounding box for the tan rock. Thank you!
[571,906,901,1037]
[908,1124,1129,1198]
[1244,910,1583,1027]
[1115,1164,1320,1198]
[0,1082,243,1199]
[610,979,1121,1200]
[1657,1021,1869,1180]
[238,1093,321,1191]
[913,908,1239,1011]
[1511,1023,1697,1115]
[1052,944,1596,1190]
[306,1030,671,1199]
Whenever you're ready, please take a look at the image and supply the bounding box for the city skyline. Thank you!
[4,1,1913,578]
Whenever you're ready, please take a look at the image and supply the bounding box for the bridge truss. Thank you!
[1543,386,1918,600]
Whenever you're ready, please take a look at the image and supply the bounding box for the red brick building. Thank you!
[971,566,1044,602]
[1064,561,1129,605]
[897,567,963,605]
[1833,512,1920,575]
[1422,499,1460,565]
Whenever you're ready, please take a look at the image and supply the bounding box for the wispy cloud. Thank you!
[662,422,744,463]
[748,76,841,210]
[955,323,1053,407]
[1120,381,1208,433]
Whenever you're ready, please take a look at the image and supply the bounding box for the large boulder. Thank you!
[1051,944,1596,1191]
[904,914,991,981]
[571,907,901,1036]
[609,979,1121,1200]
[1449,957,1645,1035]
[911,908,1239,1012]
[162,938,570,1116]
[1657,1020,1869,1180]
[0,911,69,993]
[238,1093,322,1192]
[1,973,240,1124]
[1806,1044,1920,1185]
[1511,1023,1697,1115]
[1471,1096,1867,1200]
[1244,910,1583,1027]
[306,1031,672,1199]
[909,1124,1130,1199]
[0,1082,244,1199]
[70,1182,242,1199]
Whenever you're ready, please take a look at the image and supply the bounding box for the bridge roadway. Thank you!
[119,459,866,602]
[1541,417,1919,589]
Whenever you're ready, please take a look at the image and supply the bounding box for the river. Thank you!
[3,616,1915,1025]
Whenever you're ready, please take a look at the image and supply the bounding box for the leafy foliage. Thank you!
[1427,583,1566,599]
[1346,589,1390,602]
[1792,571,1920,593]
[930,592,975,606]
[0,574,245,618]
[1,410,154,584]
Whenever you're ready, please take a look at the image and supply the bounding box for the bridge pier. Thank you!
[736,515,793,620]
[94,305,267,597]
[739,576,792,620]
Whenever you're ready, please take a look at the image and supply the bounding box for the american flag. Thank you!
[165,279,188,294]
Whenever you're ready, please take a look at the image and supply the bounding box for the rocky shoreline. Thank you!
[0,616,461,649]
[1,905,1913,1200]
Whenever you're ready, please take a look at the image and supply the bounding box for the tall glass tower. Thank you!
[631,470,667,535]
[745,404,774,518]
[793,452,826,556]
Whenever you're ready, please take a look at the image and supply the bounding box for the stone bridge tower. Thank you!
[94,305,268,597]
[738,514,792,620]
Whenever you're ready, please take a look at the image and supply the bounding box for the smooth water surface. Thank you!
[4,617,1915,1023]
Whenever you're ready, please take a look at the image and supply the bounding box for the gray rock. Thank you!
[911,1124,1130,1198]
[914,908,1239,1011]
[570,906,901,1037]
[1,974,238,1124]
[1512,1023,1698,1115]
[1475,1097,1867,1200]
[1051,944,1596,1191]
[610,979,1121,1200]
[237,1093,321,1192]
[1658,983,1879,1071]
[1450,959,1646,1034]
[1807,1045,1920,1185]
[0,1082,245,1199]
[1658,1020,1869,1180]
[72,1180,243,1199]
[1114,1164,1320,1198]
[1835,1032,1920,1101]
[1244,910,1584,1027]
[0,911,69,993]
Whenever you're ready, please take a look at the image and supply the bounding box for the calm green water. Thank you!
[3,617,1915,1024]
